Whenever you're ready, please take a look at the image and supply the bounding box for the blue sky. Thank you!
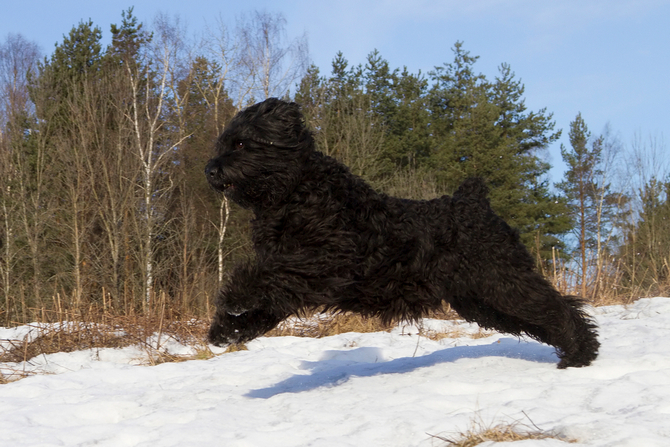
[2,0,668,182]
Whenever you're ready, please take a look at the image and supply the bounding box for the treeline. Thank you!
[0,9,668,324]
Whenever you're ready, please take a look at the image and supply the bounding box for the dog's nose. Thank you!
[205,160,219,179]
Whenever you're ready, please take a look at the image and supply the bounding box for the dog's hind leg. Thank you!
[448,274,599,368]
[543,293,600,368]
[482,273,600,368]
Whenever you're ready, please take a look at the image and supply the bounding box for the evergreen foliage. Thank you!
[298,42,569,259]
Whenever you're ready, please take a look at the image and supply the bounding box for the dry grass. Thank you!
[267,311,395,338]
[547,251,654,307]
[0,310,211,365]
[224,343,249,353]
[429,412,577,446]
[268,303,457,339]
[0,315,218,381]
[0,301,456,374]
[0,303,485,380]
[1,323,135,363]
[0,367,43,384]
[143,345,217,366]
[420,327,493,342]
[2,274,634,385]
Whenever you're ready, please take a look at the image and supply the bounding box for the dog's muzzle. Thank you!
[205,160,233,191]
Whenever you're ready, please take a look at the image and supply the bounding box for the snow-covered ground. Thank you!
[1,298,669,446]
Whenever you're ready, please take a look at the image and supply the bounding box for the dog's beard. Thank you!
[222,170,299,210]
[223,180,263,210]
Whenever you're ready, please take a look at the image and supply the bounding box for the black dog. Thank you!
[205,98,599,368]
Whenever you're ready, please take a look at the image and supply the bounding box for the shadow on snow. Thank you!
[246,338,556,398]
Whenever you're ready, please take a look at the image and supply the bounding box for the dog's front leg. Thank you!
[208,307,284,346]
[209,260,293,346]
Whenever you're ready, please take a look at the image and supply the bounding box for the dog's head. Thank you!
[205,98,313,210]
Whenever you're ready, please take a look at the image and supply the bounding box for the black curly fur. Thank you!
[205,98,600,369]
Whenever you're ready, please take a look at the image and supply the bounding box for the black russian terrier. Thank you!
[205,98,599,368]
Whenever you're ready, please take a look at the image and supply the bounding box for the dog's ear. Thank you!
[253,98,310,148]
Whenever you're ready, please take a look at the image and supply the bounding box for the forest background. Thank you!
[1,9,669,327]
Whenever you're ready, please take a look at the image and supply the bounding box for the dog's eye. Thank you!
[234,141,245,150]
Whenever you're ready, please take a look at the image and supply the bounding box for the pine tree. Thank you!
[109,7,151,66]
[428,42,568,258]
[361,51,431,168]
[31,19,104,135]
[556,113,626,298]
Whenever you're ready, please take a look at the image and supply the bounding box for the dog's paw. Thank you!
[207,308,285,347]
[217,287,257,317]
[207,318,244,346]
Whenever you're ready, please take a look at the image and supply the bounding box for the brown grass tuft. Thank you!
[267,311,395,338]
[429,412,577,446]
[224,343,249,353]
[420,327,493,342]
[266,303,459,339]
[143,345,217,366]
[0,367,43,384]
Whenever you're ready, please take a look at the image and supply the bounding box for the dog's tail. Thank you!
[453,177,489,201]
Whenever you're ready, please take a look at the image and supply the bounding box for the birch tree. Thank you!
[237,11,308,101]
[125,16,190,305]
[0,33,40,318]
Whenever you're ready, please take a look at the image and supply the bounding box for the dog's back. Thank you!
[452,177,489,203]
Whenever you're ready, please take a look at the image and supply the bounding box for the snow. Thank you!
[2,298,670,446]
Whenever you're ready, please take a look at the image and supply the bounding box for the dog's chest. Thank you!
[251,206,352,256]
[251,211,313,252]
